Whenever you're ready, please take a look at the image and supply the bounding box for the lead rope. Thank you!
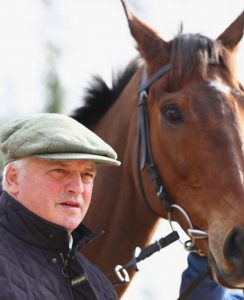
[108,231,179,286]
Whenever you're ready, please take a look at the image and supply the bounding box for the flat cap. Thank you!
[0,113,120,166]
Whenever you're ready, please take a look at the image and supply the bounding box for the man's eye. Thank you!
[81,173,95,183]
[49,169,67,178]
[54,169,66,173]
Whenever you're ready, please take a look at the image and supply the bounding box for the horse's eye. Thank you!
[164,106,183,122]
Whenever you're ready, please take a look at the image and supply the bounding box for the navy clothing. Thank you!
[0,191,118,300]
[180,253,243,300]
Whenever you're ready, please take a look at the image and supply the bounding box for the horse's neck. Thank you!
[94,72,140,157]
[94,69,160,235]
[83,70,160,274]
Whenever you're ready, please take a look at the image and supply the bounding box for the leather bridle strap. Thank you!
[136,64,174,212]
[138,63,172,93]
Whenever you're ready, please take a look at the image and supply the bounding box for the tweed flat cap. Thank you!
[0,113,120,166]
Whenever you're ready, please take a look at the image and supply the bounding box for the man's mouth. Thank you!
[60,201,80,208]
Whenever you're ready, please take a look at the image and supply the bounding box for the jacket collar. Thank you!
[0,191,102,252]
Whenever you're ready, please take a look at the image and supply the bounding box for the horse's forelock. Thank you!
[71,34,236,127]
[169,33,234,83]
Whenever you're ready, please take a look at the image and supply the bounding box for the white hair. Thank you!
[1,158,28,191]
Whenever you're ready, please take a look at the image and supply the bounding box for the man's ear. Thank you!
[5,165,20,196]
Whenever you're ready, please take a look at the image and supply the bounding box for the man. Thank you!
[0,113,120,300]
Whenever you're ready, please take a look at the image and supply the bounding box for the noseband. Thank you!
[136,63,208,255]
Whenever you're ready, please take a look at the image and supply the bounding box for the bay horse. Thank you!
[71,2,244,297]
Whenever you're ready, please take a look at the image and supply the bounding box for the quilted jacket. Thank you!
[0,191,118,300]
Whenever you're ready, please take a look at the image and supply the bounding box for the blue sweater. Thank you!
[179,253,243,299]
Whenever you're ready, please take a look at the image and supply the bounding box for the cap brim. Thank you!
[31,153,121,166]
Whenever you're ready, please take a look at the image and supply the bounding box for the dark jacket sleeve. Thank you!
[179,253,244,300]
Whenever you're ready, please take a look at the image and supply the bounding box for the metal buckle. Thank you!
[114,265,130,283]
[167,204,208,256]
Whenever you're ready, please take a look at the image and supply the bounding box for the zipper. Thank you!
[60,252,75,300]
[60,252,71,278]
[67,279,75,300]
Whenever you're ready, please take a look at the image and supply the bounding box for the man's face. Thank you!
[11,158,96,233]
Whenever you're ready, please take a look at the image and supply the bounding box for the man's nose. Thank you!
[66,172,84,194]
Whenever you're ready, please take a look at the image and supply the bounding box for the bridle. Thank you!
[136,63,208,255]
[135,63,212,299]
[109,62,212,298]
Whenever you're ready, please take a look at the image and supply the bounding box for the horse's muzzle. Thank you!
[224,226,244,263]
[213,226,244,288]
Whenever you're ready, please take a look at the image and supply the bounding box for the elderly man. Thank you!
[0,113,120,300]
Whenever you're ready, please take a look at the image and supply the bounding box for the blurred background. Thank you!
[0,0,243,299]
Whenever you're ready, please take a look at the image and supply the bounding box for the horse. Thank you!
[71,2,244,297]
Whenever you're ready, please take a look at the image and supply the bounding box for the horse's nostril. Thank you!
[224,227,244,263]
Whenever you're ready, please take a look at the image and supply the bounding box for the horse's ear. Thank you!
[120,0,170,64]
[217,11,244,51]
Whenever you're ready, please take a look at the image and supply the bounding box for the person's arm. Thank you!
[179,253,244,300]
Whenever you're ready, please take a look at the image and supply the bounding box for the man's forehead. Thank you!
[29,158,96,171]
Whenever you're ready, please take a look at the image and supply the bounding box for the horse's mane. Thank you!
[71,59,139,128]
[71,33,234,127]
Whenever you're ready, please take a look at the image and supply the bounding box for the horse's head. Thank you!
[121,1,244,289]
